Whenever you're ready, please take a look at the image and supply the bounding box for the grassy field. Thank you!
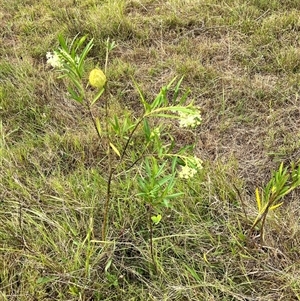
[1,0,300,300]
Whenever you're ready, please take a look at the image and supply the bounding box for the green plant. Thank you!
[47,35,203,267]
[249,162,300,244]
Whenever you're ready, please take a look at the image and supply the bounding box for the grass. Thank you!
[1,0,300,300]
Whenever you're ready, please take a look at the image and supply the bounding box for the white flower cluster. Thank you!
[178,110,202,128]
[150,127,161,140]
[46,51,63,68]
[178,156,203,179]
[178,165,197,179]
[188,156,203,170]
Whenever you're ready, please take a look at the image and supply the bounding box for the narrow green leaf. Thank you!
[58,34,68,52]
[172,76,184,102]
[162,199,171,208]
[164,192,184,199]
[110,115,120,133]
[155,161,167,178]
[279,162,284,173]
[67,87,83,103]
[95,117,102,136]
[36,276,58,285]
[144,157,151,175]
[151,157,159,175]
[166,76,178,89]
[75,36,87,52]
[171,157,178,173]
[270,202,283,210]
[255,188,262,212]
[105,259,112,273]
[143,119,151,141]
[78,38,94,76]
[137,178,146,192]
[131,77,150,112]
[91,87,105,106]
[151,93,164,111]
[110,142,121,157]
[184,264,201,282]
[157,175,173,187]
[179,89,191,105]
[70,33,81,57]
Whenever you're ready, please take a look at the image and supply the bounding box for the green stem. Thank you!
[148,206,157,273]
[248,193,277,244]
[120,117,145,161]
[232,183,248,220]
[259,211,268,245]
[87,104,101,140]
[85,93,112,241]
[101,93,112,241]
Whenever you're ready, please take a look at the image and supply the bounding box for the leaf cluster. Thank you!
[57,34,94,103]
[251,162,300,243]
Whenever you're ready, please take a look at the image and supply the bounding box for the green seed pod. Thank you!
[89,68,107,89]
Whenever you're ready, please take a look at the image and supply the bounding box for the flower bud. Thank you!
[89,68,107,89]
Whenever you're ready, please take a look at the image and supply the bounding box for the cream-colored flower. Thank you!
[189,156,203,170]
[46,51,62,68]
[150,127,161,140]
[178,110,202,128]
[178,165,197,179]
[89,68,107,89]
[179,156,203,179]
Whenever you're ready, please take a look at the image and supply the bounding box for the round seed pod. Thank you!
[89,68,107,89]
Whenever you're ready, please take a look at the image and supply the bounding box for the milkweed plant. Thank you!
[47,35,202,270]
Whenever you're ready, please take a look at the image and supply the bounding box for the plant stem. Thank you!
[102,93,113,241]
[87,104,102,140]
[248,194,277,245]
[148,206,157,273]
[120,117,145,161]
[233,183,248,220]
[85,94,112,241]
[260,212,268,245]
[91,101,146,240]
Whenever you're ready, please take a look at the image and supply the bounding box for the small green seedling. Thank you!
[151,214,162,225]
[249,162,300,244]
